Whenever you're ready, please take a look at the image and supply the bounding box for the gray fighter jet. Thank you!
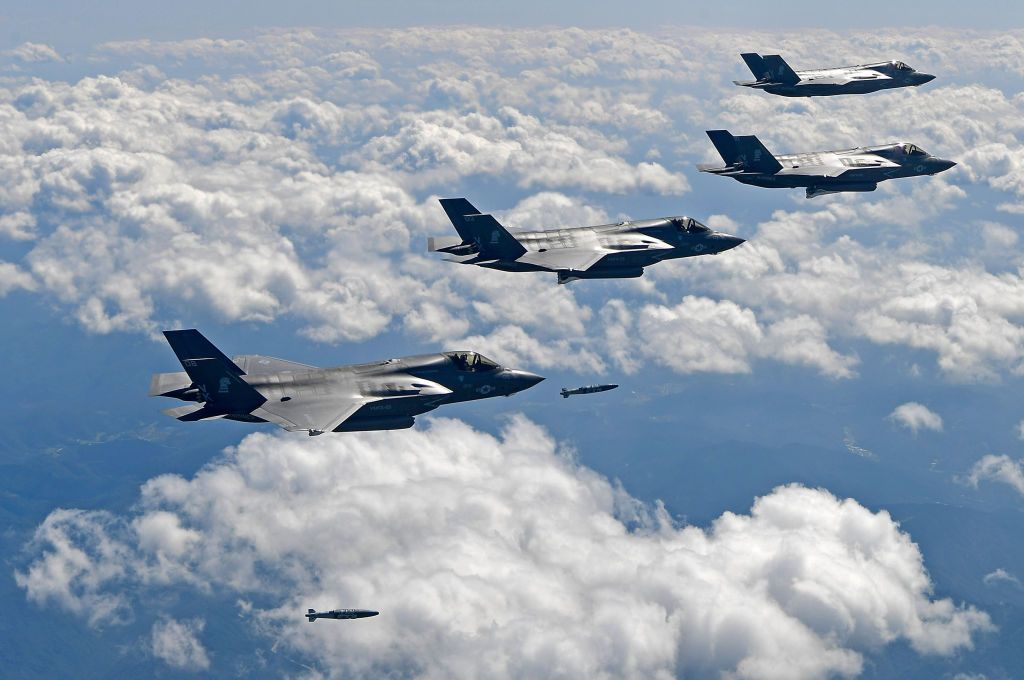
[428,198,744,284]
[150,330,543,435]
[699,130,955,198]
[306,608,378,622]
[734,53,935,96]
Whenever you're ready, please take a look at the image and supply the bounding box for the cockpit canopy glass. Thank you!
[893,61,911,71]
[671,217,711,234]
[898,143,926,156]
[446,351,500,372]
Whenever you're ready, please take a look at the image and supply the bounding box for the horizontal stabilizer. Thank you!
[162,403,223,421]
[149,371,192,398]
[427,235,466,253]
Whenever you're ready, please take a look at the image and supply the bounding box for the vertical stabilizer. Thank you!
[740,52,768,79]
[705,130,781,173]
[162,330,266,413]
[761,55,799,84]
[438,198,526,259]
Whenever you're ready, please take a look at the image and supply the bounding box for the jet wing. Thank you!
[232,354,318,374]
[805,70,891,86]
[809,74,888,86]
[518,239,672,273]
[251,377,453,435]
[783,164,851,178]
[253,395,377,435]
[518,248,608,272]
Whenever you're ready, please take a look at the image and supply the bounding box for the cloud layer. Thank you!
[17,417,992,679]
[0,27,1022,381]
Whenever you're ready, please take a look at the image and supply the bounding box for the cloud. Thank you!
[982,568,1021,588]
[17,417,992,679]
[353,107,689,194]
[887,402,944,434]
[0,262,37,296]
[5,42,62,64]
[150,618,210,671]
[965,454,1024,496]
[601,297,857,378]
[0,27,1023,384]
[684,202,1024,382]
[14,508,132,628]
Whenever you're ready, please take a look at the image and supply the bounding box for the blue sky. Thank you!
[2,8,1024,679]
[3,1,1024,51]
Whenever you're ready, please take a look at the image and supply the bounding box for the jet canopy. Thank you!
[670,217,711,234]
[445,351,501,372]
[897,143,927,156]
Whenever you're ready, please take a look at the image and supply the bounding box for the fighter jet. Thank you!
[561,384,618,398]
[734,53,935,97]
[306,608,379,622]
[428,198,744,284]
[150,329,544,435]
[699,130,956,198]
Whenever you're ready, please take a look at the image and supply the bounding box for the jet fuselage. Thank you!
[430,200,744,284]
[699,133,956,198]
[735,58,935,97]
[151,331,544,434]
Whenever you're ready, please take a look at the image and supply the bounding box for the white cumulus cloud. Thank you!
[966,454,1024,496]
[16,417,992,679]
[0,27,1022,383]
[5,42,62,64]
[150,617,210,671]
[982,568,1021,588]
[888,402,944,434]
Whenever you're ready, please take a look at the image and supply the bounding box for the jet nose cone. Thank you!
[916,73,936,84]
[504,369,545,393]
[717,235,746,252]
[358,610,380,618]
[932,159,957,173]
